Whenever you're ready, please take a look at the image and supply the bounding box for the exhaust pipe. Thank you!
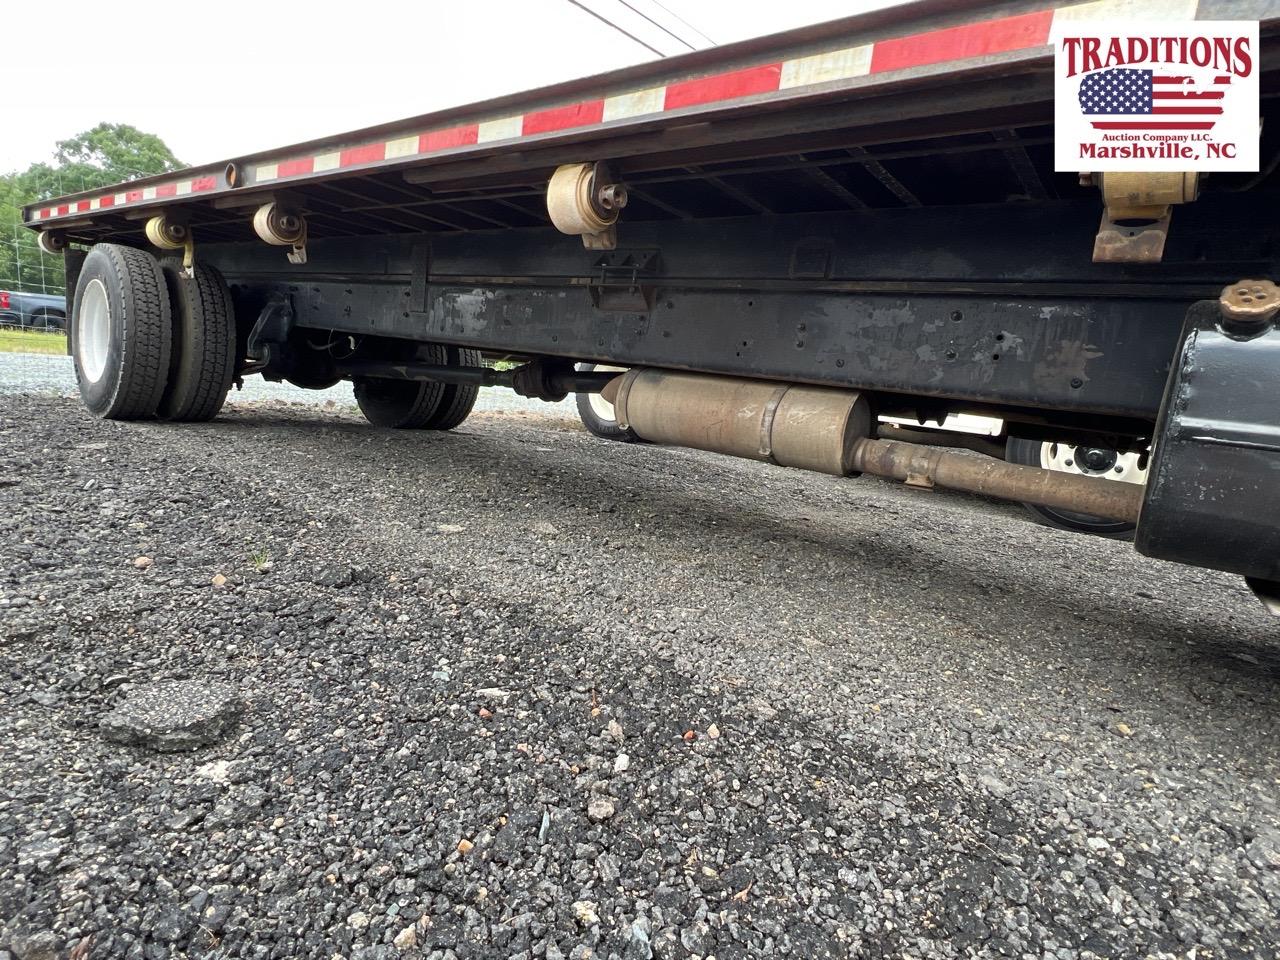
[608,369,1142,524]
[849,437,1142,522]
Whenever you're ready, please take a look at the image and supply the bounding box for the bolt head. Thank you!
[597,184,628,211]
[1219,278,1280,325]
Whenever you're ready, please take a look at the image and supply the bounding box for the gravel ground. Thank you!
[0,393,1278,960]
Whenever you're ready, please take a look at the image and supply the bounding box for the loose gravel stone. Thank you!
[392,924,417,950]
[573,901,600,926]
[587,797,616,822]
[99,679,242,751]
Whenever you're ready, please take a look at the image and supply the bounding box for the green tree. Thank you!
[1,124,183,297]
[55,123,182,177]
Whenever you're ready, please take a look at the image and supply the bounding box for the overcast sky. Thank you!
[5,0,904,175]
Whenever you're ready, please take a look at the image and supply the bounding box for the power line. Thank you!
[565,0,666,57]
[644,0,716,46]
[615,0,697,51]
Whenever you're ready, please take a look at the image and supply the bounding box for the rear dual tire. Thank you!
[72,244,172,420]
[157,259,237,422]
[353,345,481,430]
[71,245,236,422]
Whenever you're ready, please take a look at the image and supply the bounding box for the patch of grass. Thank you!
[0,328,66,356]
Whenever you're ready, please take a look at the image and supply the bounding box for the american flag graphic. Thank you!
[1078,67,1229,131]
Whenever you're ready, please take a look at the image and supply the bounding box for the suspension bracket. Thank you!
[1089,171,1199,264]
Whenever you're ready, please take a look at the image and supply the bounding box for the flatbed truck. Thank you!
[21,0,1280,613]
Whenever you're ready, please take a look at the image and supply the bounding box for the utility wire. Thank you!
[565,0,666,57]
[644,0,716,46]
[615,0,697,51]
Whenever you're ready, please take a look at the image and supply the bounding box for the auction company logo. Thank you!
[1054,21,1259,171]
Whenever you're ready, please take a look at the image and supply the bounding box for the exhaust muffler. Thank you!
[611,369,871,476]
[606,369,1143,524]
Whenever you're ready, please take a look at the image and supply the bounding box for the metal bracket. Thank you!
[1135,297,1280,582]
[1093,207,1172,263]
[1089,171,1198,264]
[589,250,660,312]
[243,294,295,378]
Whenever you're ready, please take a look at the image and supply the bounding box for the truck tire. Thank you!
[71,244,172,420]
[158,259,238,422]
[354,375,447,428]
[1006,437,1142,538]
[424,346,482,430]
[575,363,638,441]
[354,344,481,429]
[33,311,65,332]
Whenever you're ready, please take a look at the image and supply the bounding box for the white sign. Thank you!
[1053,21,1259,172]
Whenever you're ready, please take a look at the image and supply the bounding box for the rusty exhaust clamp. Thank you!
[1089,171,1198,264]
[607,369,1143,524]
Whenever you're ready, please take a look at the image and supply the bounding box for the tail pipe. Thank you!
[607,369,1141,525]
[849,437,1142,522]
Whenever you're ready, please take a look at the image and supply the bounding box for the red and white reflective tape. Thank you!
[27,0,1194,225]
[31,174,219,223]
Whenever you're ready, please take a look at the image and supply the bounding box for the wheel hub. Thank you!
[1040,441,1146,484]
[77,278,112,384]
[1077,447,1117,472]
